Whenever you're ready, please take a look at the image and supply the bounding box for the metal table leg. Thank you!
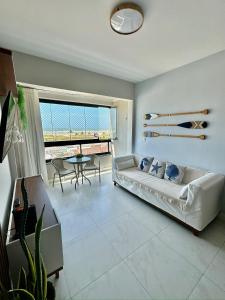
[80,164,91,186]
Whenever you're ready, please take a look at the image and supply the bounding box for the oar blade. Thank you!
[199,121,208,129]
[144,113,159,120]
[143,131,160,138]
[178,121,208,129]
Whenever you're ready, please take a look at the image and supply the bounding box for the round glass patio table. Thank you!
[65,156,91,189]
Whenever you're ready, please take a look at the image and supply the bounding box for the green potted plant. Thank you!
[0,179,55,300]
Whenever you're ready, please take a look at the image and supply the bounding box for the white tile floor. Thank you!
[47,172,225,300]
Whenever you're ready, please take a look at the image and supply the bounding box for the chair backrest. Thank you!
[86,155,95,165]
[51,158,65,172]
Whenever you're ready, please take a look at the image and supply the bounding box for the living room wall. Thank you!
[134,50,225,208]
[13,52,134,100]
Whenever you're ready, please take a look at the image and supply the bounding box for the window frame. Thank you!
[39,99,112,161]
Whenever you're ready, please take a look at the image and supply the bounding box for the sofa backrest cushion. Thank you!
[182,167,207,184]
[116,158,135,171]
[164,162,185,184]
[137,157,154,173]
[149,159,166,179]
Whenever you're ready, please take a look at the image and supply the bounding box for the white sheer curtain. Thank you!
[12,88,48,182]
[110,107,117,157]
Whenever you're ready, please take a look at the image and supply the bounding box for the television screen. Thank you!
[0,91,16,163]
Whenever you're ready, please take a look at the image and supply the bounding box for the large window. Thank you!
[39,99,116,160]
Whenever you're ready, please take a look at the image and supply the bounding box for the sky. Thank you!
[40,102,111,131]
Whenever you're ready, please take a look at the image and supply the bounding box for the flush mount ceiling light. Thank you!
[110,2,144,35]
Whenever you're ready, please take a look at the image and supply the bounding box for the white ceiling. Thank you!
[1,0,225,82]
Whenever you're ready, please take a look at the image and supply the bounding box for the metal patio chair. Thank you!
[83,155,101,182]
[52,158,77,192]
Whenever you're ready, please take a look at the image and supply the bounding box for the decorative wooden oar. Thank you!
[144,131,206,140]
[144,109,209,120]
[143,121,208,129]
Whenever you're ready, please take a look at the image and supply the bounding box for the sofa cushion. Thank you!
[137,157,153,173]
[118,168,185,200]
[164,162,185,184]
[149,159,166,179]
[182,167,207,184]
[116,158,135,171]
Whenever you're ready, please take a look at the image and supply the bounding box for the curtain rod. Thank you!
[16,82,119,108]
[16,82,130,103]
[17,82,93,96]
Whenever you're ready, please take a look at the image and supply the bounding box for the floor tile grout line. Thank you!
[127,235,204,300]
[87,209,130,230]
[123,259,154,300]
[55,204,91,218]
[62,225,103,251]
[67,225,157,298]
[95,209,156,236]
[64,271,75,300]
[186,272,205,299]
[187,249,225,300]
[48,174,225,300]
[49,174,156,298]
[63,221,225,299]
[93,212,158,262]
[90,199,172,239]
[63,239,123,298]
[69,258,128,298]
[69,249,154,300]
[157,235,205,274]
[157,231,224,276]
[62,226,100,250]
[203,241,225,294]
[204,273,225,294]
[126,209,171,236]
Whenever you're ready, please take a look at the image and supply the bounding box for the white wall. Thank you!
[134,50,225,208]
[113,100,133,156]
[13,52,134,100]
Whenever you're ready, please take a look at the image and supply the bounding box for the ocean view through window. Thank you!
[39,99,116,160]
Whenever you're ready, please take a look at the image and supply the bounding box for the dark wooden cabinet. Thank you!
[0,48,17,97]
[6,175,63,286]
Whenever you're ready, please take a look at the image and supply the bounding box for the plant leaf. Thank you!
[19,179,36,294]
[17,86,28,130]
[35,205,45,300]
[17,267,27,290]
[8,289,35,300]
[41,257,47,300]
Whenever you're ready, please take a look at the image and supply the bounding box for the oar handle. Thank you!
[159,109,209,117]
[160,133,206,139]
[144,123,176,127]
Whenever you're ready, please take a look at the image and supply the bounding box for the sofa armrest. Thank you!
[112,154,135,181]
[186,173,225,209]
[113,154,135,168]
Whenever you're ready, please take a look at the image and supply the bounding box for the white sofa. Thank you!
[112,154,225,233]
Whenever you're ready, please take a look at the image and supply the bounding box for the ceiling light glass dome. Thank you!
[110,3,144,35]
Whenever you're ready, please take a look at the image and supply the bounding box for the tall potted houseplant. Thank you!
[0,179,55,300]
